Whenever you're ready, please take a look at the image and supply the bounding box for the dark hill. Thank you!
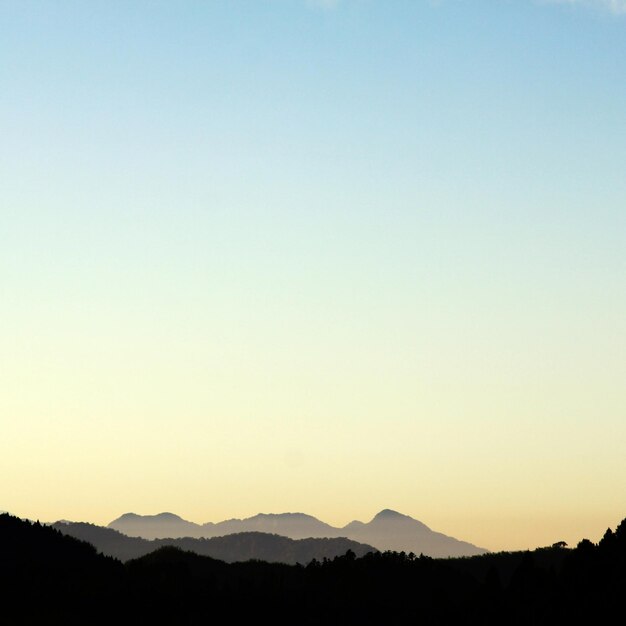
[52,521,152,561]
[0,514,124,625]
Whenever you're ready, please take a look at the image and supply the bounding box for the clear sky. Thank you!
[1,0,625,552]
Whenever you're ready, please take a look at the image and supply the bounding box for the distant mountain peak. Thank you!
[373,509,410,520]
[343,520,365,528]
[116,512,141,520]
[367,509,432,532]
[116,512,184,521]
[252,512,319,521]
[153,512,184,520]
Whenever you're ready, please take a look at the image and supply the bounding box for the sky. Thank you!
[1,0,625,552]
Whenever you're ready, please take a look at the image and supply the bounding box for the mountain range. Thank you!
[108,509,487,557]
[52,521,375,564]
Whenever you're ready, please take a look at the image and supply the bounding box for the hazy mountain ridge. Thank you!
[52,521,376,564]
[108,508,488,557]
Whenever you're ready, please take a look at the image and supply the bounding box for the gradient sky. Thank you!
[1,0,625,552]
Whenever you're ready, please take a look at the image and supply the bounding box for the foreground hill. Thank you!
[109,508,487,557]
[4,512,626,624]
[53,521,376,563]
[0,514,124,625]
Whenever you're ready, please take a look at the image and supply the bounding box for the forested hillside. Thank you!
[2,513,626,625]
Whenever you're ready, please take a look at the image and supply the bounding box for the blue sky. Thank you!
[1,1,625,550]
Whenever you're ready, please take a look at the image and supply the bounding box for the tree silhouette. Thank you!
[5,512,626,625]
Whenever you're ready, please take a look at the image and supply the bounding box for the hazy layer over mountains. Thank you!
[109,509,487,558]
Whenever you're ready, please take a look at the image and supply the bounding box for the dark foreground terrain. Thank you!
[1,512,625,625]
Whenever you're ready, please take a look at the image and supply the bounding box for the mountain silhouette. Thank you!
[108,512,200,539]
[108,509,487,557]
[0,514,123,624]
[206,512,338,539]
[344,509,483,557]
[53,521,376,564]
[7,512,626,625]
